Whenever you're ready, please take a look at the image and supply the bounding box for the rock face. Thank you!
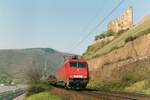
[88,33,150,82]
[88,33,150,70]
[108,6,133,33]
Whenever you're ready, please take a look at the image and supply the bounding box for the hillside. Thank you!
[83,14,150,59]
[85,14,150,95]
[0,48,66,83]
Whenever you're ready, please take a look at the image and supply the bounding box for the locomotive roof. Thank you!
[66,59,87,62]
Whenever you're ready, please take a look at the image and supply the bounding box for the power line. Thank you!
[69,0,125,53]
[68,2,106,53]
[78,2,107,37]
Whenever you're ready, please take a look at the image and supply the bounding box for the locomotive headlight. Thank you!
[83,76,87,78]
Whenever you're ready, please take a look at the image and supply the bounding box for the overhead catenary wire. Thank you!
[69,0,125,53]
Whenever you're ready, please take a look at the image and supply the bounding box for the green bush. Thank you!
[26,81,50,96]
[106,30,114,36]
[125,36,136,43]
[95,31,114,40]
[115,29,129,36]
[121,72,138,85]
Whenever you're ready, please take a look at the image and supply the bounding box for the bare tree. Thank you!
[26,59,43,84]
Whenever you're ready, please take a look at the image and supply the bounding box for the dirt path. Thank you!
[50,87,100,100]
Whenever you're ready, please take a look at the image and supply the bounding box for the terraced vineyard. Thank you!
[83,15,150,59]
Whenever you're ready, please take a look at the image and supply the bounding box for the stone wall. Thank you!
[88,33,150,71]
[108,6,133,33]
[88,33,150,82]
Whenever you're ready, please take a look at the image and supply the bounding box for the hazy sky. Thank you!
[0,0,150,54]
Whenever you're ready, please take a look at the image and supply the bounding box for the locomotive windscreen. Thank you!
[70,62,87,68]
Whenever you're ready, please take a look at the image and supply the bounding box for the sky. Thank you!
[0,0,150,54]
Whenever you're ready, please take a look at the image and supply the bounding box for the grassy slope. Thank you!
[124,79,150,95]
[25,92,61,100]
[84,17,150,59]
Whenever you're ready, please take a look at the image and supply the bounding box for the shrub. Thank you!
[120,72,139,88]
[95,35,100,41]
[95,31,114,40]
[99,33,106,39]
[109,46,119,52]
[125,36,136,43]
[115,28,129,36]
[26,82,50,96]
[106,30,114,36]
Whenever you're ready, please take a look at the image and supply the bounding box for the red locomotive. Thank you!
[55,56,89,89]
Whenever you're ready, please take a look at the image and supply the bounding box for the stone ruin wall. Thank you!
[108,6,133,33]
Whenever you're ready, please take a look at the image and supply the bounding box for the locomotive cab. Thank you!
[65,59,89,89]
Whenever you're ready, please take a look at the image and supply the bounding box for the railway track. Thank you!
[82,89,150,100]
[82,92,134,100]
[51,86,150,100]
[82,91,145,100]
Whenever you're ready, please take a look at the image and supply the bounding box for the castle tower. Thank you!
[123,6,133,29]
[127,6,133,27]
[108,6,133,33]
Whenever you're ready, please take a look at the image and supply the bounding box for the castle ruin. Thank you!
[108,6,133,33]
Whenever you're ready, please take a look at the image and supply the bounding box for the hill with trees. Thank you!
[0,48,66,84]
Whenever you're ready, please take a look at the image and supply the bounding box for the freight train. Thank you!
[54,56,89,89]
